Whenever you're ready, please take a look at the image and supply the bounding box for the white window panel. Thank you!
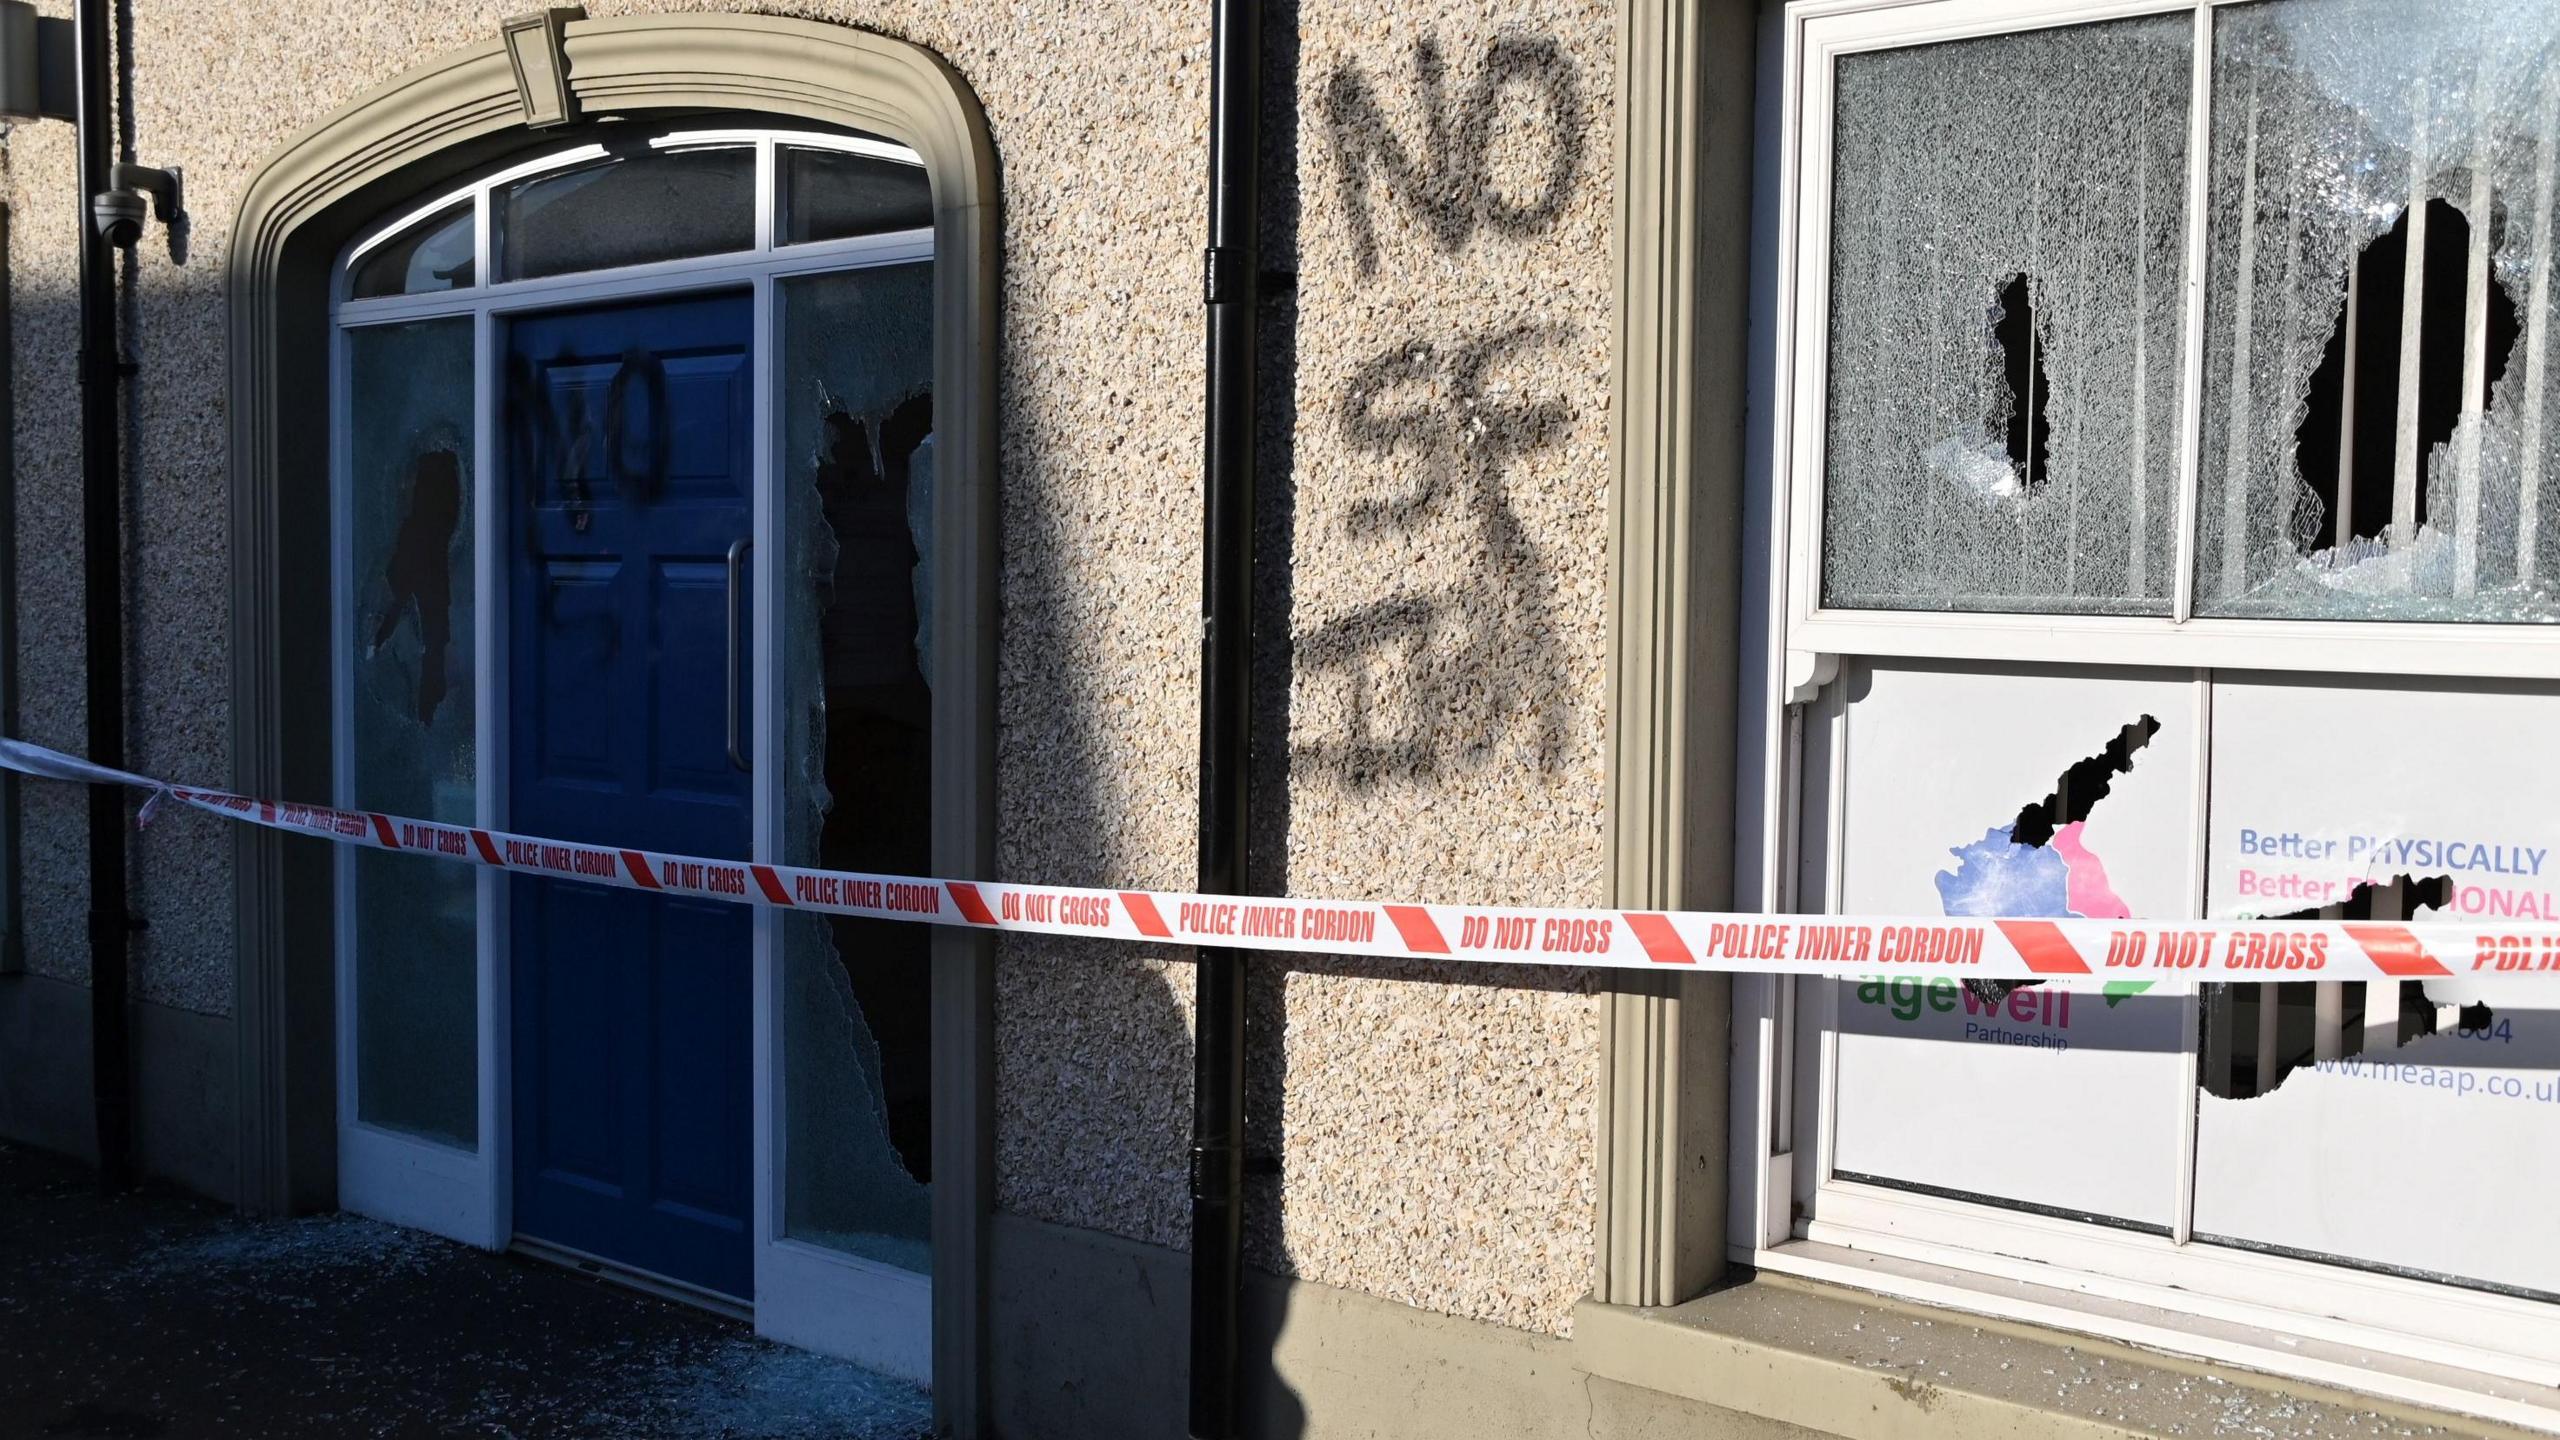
[1777,0,2560,680]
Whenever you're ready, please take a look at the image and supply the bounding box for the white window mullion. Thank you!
[754,134,778,254]
[2391,78,2433,551]
[2169,0,2217,624]
[2518,65,2558,587]
[473,179,494,292]
[2172,667,2212,1244]
[2213,76,2261,604]
[2333,265,2361,551]
[2453,66,2496,595]
[2361,885,2405,1058]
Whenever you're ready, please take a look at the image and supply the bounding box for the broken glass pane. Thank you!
[346,317,477,1147]
[496,142,755,282]
[2196,0,2560,621]
[1821,13,2193,615]
[779,262,937,1272]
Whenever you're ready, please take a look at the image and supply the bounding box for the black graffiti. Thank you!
[1296,324,1575,787]
[372,448,464,725]
[603,346,671,505]
[1322,35,1586,278]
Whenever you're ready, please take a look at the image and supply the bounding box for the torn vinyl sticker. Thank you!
[2196,675,2560,1294]
[1824,663,2199,1229]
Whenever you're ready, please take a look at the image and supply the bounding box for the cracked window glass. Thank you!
[2196,0,2560,620]
[346,317,477,1147]
[1821,13,2193,615]
[780,261,937,1271]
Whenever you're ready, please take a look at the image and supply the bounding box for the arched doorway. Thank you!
[225,14,996,1407]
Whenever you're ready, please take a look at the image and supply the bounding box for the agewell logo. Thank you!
[1855,977,2077,1053]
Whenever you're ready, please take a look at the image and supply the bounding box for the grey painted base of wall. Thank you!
[0,972,236,1203]
[987,1212,1818,1440]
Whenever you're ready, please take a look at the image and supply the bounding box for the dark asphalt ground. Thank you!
[0,1142,931,1439]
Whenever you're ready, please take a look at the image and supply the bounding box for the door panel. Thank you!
[508,290,755,1299]
[530,880,626,1193]
[647,559,738,798]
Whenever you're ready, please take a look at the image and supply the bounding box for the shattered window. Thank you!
[2197,0,2560,621]
[345,317,478,1147]
[778,262,938,1272]
[1820,13,2193,615]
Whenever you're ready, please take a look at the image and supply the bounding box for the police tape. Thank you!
[8,735,2560,988]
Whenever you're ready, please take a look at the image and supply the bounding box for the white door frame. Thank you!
[328,125,937,1381]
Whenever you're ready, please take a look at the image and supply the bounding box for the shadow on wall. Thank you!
[1248,27,1596,1436]
[10,240,239,1027]
[1244,0,1307,1433]
[999,26,1595,1438]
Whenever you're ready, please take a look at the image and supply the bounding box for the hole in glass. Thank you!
[781,263,938,1271]
[2202,874,2464,1101]
[1941,714,2159,1007]
[1994,273,2054,493]
[2297,196,2522,547]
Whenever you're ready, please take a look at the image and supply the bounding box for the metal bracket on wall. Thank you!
[501,7,585,130]
[0,1,76,123]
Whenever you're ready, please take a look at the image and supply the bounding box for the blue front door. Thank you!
[507,291,756,1299]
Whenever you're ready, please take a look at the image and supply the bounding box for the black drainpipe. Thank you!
[1191,0,1259,1433]
[74,0,131,1191]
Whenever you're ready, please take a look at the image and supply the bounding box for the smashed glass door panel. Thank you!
[346,317,478,1146]
[1820,14,2193,615]
[2196,0,2560,620]
[779,262,937,1271]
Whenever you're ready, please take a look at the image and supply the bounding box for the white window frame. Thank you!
[1777,0,2560,690]
[1743,2,2560,1429]
[328,122,936,1381]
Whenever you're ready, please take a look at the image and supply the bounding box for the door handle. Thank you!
[726,537,751,773]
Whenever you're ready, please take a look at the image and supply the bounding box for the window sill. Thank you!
[1572,1253,2556,1439]
[1787,607,2560,687]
